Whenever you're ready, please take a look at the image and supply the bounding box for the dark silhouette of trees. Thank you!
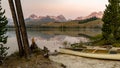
[0,0,9,64]
[79,17,98,24]
[102,0,120,44]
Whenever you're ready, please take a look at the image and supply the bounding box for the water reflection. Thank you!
[6,28,101,55]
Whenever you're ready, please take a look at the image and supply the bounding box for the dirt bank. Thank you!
[0,53,62,68]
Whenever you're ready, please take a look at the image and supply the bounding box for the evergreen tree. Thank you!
[102,0,120,43]
[113,0,120,40]
[0,0,9,64]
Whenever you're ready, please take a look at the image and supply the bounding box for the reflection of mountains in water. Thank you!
[40,29,101,38]
[7,28,101,40]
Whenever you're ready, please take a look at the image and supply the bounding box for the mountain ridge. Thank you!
[27,14,67,22]
[7,11,103,26]
[75,11,103,20]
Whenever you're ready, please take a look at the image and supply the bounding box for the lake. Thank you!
[5,28,101,55]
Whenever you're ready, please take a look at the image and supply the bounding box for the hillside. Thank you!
[41,19,103,28]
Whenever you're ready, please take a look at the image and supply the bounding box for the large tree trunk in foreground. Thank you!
[8,0,24,57]
[14,0,30,58]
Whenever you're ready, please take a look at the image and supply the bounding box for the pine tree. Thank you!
[102,0,120,44]
[0,0,9,64]
[113,0,120,41]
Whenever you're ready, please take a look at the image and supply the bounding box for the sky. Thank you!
[2,0,108,19]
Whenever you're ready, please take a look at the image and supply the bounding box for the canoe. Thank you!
[59,48,120,60]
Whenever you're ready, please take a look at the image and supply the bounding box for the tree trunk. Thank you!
[8,0,24,57]
[14,0,30,58]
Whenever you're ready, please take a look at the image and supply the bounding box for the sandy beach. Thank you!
[50,54,120,68]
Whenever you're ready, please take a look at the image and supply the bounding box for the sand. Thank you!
[50,54,120,68]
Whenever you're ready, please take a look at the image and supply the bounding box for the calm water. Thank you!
[5,28,101,55]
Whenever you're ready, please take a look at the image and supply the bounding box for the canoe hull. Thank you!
[60,49,120,60]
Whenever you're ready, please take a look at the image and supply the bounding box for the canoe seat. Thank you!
[83,49,96,53]
[92,49,97,53]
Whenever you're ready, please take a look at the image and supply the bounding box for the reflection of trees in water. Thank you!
[7,28,101,39]
[40,28,101,37]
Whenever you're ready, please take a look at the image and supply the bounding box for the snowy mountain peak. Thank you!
[76,11,103,20]
[27,15,67,22]
[29,14,38,19]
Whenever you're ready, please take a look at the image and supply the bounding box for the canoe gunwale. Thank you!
[59,48,120,60]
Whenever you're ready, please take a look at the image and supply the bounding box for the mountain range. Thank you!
[28,14,67,22]
[25,14,67,27]
[75,11,103,20]
[7,11,103,26]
